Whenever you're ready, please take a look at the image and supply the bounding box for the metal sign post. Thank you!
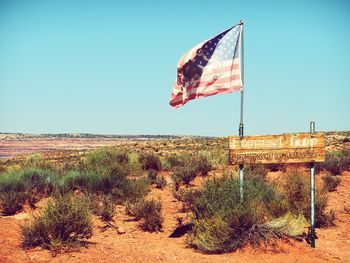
[310,121,316,248]
[238,19,244,202]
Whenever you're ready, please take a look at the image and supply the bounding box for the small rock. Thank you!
[117,226,125,234]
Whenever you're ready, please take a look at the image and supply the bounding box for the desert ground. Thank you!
[0,132,349,263]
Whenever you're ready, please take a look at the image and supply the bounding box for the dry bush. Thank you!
[22,194,93,252]
[186,175,292,253]
[322,174,341,192]
[0,168,58,215]
[154,175,167,189]
[60,166,149,203]
[317,149,350,175]
[283,170,335,227]
[98,195,116,223]
[126,199,163,232]
[139,153,162,171]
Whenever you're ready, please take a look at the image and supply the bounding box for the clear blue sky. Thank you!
[0,0,349,136]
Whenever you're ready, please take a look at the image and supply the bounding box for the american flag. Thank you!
[169,23,243,108]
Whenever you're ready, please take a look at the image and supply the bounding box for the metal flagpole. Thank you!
[239,19,244,201]
[310,121,316,248]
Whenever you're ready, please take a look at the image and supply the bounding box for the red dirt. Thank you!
[1,171,350,262]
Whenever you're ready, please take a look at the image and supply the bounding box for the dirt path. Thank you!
[1,172,349,263]
[315,172,350,261]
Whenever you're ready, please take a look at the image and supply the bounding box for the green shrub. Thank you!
[0,168,58,214]
[22,194,93,251]
[187,175,291,253]
[322,174,341,192]
[154,175,167,189]
[21,168,58,204]
[60,166,149,203]
[23,153,51,169]
[0,162,7,173]
[147,169,167,188]
[0,191,27,215]
[169,154,212,186]
[283,171,308,215]
[188,215,234,254]
[266,163,286,172]
[84,147,129,173]
[139,153,162,171]
[340,148,350,172]
[183,154,213,176]
[0,170,26,193]
[127,151,143,176]
[318,151,343,175]
[174,188,201,212]
[198,150,229,168]
[100,164,129,194]
[126,199,163,232]
[167,156,185,168]
[118,177,150,202]
[147,170,158,184]
[244,164,269,181]
[59,170,101,194]
[283,170,335,227]
[98,195,116,223]
[317,149,350,175]
[193,155,212,176]
[173,166,197,185]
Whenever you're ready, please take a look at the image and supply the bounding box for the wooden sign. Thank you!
[229,133,325,164]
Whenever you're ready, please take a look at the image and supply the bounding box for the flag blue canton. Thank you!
[194,26,241,69]
[181,25,241,86]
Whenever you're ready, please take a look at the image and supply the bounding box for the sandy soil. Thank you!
[1,171,350,263]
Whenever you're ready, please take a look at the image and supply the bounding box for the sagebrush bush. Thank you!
[173,188,201,212]
[154,175,167,189]
[338,148,350,173]
[0,171,26,215]
[266,163,286,172]
[322,173,341,192]
[139,153,162,171]
[0,168,58,214]
[21,168,58,203]
[0,191,27,215]
[100,164,129,194]
[173,166,197,185]
[283,171,308,215]
[117,177,150,202]
[84,147,129,173]
[0,162,6,173]
[0,170,26,193]
[22,194,93,251]
[185,154,213,176]
[60,166,149,203]
[244,164,269,181]
[147,169,167,189]
[98,195,116,222]
[317,149,350,175]
[198,150,228,168]
[166,155,185,168]
[23,153,51,169]
[147,170,158,184]
[59,170,101,194]
[127,151,143,176]
[170,154,213,189]
[126,199,163,232]
[283,170,335,227]
[187,175,291,253]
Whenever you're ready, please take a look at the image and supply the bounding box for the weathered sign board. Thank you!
[229,133,325,165]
